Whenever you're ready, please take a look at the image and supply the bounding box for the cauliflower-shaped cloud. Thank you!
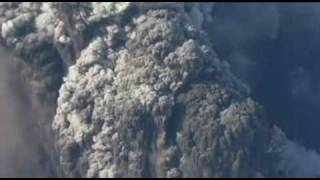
[52,4,274,178]
[1,2,320,178]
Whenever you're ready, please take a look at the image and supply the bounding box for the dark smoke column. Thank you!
[52,3,275,177]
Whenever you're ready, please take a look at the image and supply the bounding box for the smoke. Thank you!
[0,45,55,177]
[209,2,320,152]
[208,3,320,177]
[1,2,320,178]
[51,3,275,178]
[0,3,70,177]
[270,126,320,177]
[207,3,280,87]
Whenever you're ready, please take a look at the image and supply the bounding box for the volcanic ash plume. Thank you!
[0,2,320,178]
[52,3,274,178]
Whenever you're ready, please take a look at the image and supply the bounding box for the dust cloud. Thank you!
[0,45,54,177]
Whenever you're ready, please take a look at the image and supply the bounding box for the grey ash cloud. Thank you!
[0,2,320,178]
[0,45,54,177]
[209,2,320,151]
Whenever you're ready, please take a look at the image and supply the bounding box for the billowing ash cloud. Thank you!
[0,3,65,101]
[51,3,275,178]
[0,2,320,178]
[0,3,68,177]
